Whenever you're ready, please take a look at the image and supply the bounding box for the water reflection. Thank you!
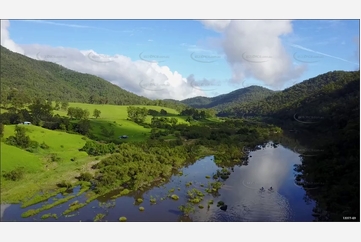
[192,143,302,222]
[1,204,11,220]
[2,141,315,222]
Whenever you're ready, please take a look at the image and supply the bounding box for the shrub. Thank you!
[57,180,72,188]
[59,124,66,131]
[77,172,93,182]
[2,167,25,181]
[49,153,61,162]
[40,142,49,149]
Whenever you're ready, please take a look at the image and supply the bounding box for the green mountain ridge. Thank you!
[0,45,187,111]
[217,70,360,117]
[179,86,276,111]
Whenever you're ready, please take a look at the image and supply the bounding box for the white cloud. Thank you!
[201,20,231,33]
[200,20,306,89]
[0,20,24,54]
[1,20,205,101]
[20,44,206,100]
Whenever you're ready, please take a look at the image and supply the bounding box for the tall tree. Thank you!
[93,109,101,119]
[28,98,53,121]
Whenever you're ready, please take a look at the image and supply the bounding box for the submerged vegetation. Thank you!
[93,213,106,222]
[179,203,195,217]
[41,213,58,220]
[119,216,127,222]
[170,194,179,200]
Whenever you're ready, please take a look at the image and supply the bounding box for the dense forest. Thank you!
[0,46,188,112]
[217,71,359,118]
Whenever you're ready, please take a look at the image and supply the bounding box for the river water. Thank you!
[1,141,316,222]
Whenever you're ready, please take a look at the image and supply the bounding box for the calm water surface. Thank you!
[1,141,315,222]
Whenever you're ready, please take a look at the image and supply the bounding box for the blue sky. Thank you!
[2,19,360,100]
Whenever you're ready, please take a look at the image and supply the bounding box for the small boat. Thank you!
[268,187,273,191]
[260,187,265,191]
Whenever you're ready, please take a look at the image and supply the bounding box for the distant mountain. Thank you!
[0,46,187,111]
[218,70,360,118]
[179,86,276,111]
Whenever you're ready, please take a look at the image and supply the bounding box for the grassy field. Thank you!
[54,103,186,122]
[0,103,218,204]
[2,124,89,165]
[53,103,188,142]
[1,142,43,173]
[0,124,95,203]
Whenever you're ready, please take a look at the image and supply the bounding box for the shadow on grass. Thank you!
[89,119,149,142]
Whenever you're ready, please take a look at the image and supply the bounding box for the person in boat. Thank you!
[260,187,264,190]
[269,187,273,190]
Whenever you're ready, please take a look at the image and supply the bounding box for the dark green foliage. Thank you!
[57,180,72,188]
[26,140,39,153]
[91,142,192,193]
[54,101,61,110]
[180,108,208,120]
[77,172,93,182]
[28,98,53,122]
[2,167,25,181]
[5,125,38,150]
[79,140,117,156]
[74,119,91,135]
[40,142,49,149]
[288,75,360,221]
[150,117,174,129]
[61,101,69,111]
[0,89,32,109]
[67,107,90,120]
[148,109,159,116]
[93,109,101,119]
[0,123,4,138]
[127,106,148,123]
[49,153,61,162]
[160,109,167,115]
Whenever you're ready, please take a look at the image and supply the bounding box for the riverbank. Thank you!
[1,141,317,222]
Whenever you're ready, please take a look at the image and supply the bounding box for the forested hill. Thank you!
[218,70,360,117]
[0,46,187,111]
[179,86,276,111]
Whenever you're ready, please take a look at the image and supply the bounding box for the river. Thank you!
[1,141,316,222]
